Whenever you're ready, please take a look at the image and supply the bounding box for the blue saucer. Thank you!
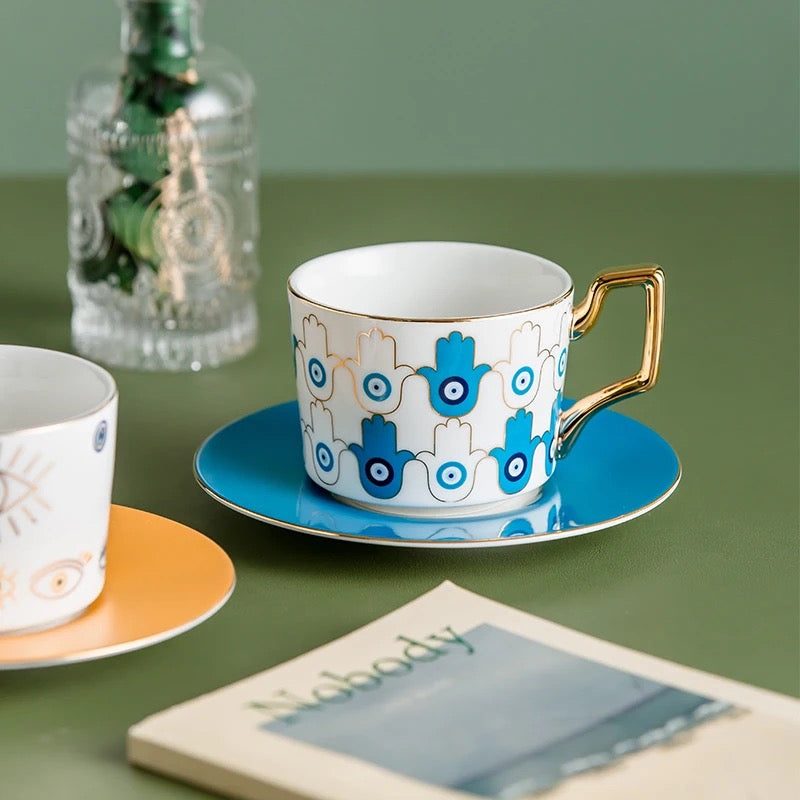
[194,401,680,548]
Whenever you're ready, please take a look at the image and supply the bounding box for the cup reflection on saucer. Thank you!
[295,479,575,543]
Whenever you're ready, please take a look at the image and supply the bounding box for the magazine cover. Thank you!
[129,582,800,800]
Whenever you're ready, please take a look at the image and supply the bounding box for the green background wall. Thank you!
[0,0,797,175]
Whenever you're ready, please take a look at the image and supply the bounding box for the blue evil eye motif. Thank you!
[344,330,413,414]
[417,332,491,417]
[557,348,567,378]
[93,420,108,452]
[363,372,392,402]
[307,358,327,388]
[296,315,340,401]
[417,419,485,502]
[435,461,468,491]
[315,442,335,473]
[549,311,571,392]
[534,394,561,478]
[490,409,537,494]
[511,366,535,396]
[303,401,347,485]
[349,416,414,499]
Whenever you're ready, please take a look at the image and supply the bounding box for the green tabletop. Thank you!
[1,175,798,797]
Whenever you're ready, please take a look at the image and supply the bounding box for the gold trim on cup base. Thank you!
[330,486,544,520]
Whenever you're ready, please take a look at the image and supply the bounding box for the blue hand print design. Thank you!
[349,416,414,499]
[490,409,537,494]
[534,394,562,478]
[417,332,491,417]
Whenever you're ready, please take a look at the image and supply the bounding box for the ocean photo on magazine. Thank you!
[259,623,733,798]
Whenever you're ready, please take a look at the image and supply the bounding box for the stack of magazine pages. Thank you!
[129,582,800,800]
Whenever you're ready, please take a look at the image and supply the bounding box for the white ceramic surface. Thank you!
[0,346,117,633]
[288,242,574,516]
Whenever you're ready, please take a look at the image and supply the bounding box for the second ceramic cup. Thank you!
[0,346,117,633]
[288,242,664,517]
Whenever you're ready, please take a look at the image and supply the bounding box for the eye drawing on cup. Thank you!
[303,401,348,485]
[490,409,538,494]
[295,315,341,402]
[493,322,549,409]
[417,332,491,417]
[0,445,53,538]
[30,553,92,600]
[348,416,414,499]
[343,329,414,415]
[0,565,17,609]
[93,420,108,452]
[417,420,486,503]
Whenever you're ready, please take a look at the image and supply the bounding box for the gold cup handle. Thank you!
[558,265,665,455]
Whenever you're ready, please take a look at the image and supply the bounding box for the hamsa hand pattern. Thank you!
[303,401,348,485]
[343,329,413,415]
[493,322,548,409]
[295,316,340,401]
[490,409,537,494]
[349,416,414,499]
[417,420,486,502]
[417,332,490,417]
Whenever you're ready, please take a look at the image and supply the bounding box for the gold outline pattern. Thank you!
[30,557,87,600]
[302,401,349,486]
[416,419,488,503]
[0,565,17,609]
[491,320,555,411]
[0,443,54,539]
[342,328,415,414]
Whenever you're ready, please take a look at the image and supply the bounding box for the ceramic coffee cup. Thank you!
[288,242,664,517]
[0,346,117,633]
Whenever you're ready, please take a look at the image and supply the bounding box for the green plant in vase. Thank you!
[80,0,217,300]
[67,0,259,370]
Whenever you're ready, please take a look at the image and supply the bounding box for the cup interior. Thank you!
[0,346,116,433]
[288,242,572,320]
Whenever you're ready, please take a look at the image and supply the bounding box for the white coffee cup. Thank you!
[288,242,664,517]
[0,346,117,633]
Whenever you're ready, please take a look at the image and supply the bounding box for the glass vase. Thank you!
[67,0,259,371]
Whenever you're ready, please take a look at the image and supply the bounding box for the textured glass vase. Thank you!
[67,0,259,371]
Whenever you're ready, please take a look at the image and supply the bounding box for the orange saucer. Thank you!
[0,505,235,669]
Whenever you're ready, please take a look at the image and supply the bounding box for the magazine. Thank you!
[129,582,800,800]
